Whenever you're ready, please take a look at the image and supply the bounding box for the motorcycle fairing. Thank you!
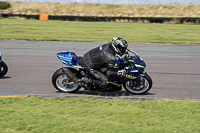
[139,71,148,77]
[56,50,148,88]
[108,70,135,85]
[57,52,84,68]
[111,50,148,86]
[134,59,146,70]
[109,81,122,86]
[126,70,147,78]
[117,71,148,84]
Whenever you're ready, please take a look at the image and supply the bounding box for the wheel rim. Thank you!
[56,74,79,92]
[0,66,5,76]
[125,77,149,94]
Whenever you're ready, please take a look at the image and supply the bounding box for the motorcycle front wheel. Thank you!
[123,75,152,95]
[52,68,81,93]
[0,61,8,78]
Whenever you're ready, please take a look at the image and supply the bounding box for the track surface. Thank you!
[0,40,200,100]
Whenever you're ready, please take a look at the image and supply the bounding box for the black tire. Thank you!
[0,61,8,78]
[52,67,81,93]
[123,75,153,95]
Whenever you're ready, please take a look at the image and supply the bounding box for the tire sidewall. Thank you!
[52,67,81,93]
[123,75,153,95]
[0,61,8,78]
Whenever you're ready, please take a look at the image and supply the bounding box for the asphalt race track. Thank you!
[0,40,200,100]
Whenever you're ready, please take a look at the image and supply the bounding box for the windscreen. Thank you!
[127,49,140,60]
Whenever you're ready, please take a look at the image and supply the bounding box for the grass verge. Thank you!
[0,97,199,133]
[0,18,200,44]
[2,2,200,18]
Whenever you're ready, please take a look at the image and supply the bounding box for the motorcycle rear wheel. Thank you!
[0,61,8,78]
[52,68,81,93]
[123,75,152,94]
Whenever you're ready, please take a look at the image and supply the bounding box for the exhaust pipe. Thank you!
[62,68,79,84]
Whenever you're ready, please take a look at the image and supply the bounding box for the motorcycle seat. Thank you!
[78,56,84,66]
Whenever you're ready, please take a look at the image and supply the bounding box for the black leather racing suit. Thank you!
[83,43,119,88]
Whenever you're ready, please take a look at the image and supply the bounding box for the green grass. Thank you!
[0,97,199,133]
[0,18,200,44]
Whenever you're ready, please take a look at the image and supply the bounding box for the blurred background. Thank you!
[2,0,200,4]
[1,0,200,19]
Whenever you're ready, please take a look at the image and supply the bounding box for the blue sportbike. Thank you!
[52,49,153,94]
[0,52,8,78]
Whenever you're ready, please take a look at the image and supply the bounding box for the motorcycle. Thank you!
[52,49,153,94]
[0,52,8,78]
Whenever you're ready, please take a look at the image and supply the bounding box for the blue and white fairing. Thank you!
[114,49,148,84]
[56,50,148,87]
[57,51,83,68]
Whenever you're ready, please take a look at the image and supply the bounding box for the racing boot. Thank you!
[78,77,92,84]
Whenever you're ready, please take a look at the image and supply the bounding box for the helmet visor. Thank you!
[118,44,127,55]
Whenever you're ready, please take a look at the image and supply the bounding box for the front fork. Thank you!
[135,71,148,86]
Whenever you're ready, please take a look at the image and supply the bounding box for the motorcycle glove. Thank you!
[117,69,126,76]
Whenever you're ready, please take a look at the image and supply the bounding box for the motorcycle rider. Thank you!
[79,37,128,89]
